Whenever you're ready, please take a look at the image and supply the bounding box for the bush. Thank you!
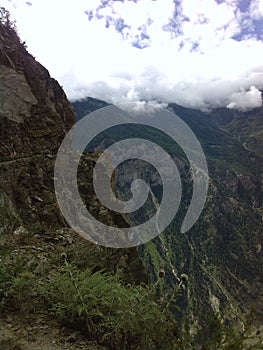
[0,205,20,235]
[0,257,40,313]
[42,264,179,349]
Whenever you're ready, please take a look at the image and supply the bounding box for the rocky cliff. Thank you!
[0,19,75,228]
[0,18,153,350]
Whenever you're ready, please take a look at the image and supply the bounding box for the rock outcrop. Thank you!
[0,12,146,275]
[0,21,75,227]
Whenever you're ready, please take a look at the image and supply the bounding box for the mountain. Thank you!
[0,8,262,348]
[0,15,173,350]
[0,15,74,229]
[210,105,263,159]
[72,98,263,347]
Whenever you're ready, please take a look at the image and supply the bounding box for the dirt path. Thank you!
[0,314,106,350]
[0,154,53,167]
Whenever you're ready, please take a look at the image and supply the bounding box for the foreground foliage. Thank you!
[0,235,179,350]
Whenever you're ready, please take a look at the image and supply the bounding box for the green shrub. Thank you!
[0,258,40,313]
[0,205,20,235]
[42,264,179,349]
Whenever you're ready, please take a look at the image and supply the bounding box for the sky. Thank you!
[2,0,263,110]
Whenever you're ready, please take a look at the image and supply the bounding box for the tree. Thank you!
[0,7,16,30]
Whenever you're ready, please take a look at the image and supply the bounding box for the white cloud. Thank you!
[118,100,168,114]
[1,0,263,110]
[227,86,262,110]
[250,0,263,20]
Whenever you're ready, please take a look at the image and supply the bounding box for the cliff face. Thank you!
[0,21,75,228]
[0,20,152,350]
[0,18,147,276]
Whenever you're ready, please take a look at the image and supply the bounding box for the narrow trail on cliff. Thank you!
[0,154,54,167]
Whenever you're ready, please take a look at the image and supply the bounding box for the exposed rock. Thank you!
[13,225,28,236]
[0,66,37,123]
[0,21,74,227]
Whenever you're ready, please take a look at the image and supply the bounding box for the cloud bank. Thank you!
[2,0,263,110]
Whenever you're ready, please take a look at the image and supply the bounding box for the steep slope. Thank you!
[1,18,171,350]
[0,18,75,228]
[164,104,262,335]
[0,18,143,264]
[210,104,263,159]
[72,98,263,347]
